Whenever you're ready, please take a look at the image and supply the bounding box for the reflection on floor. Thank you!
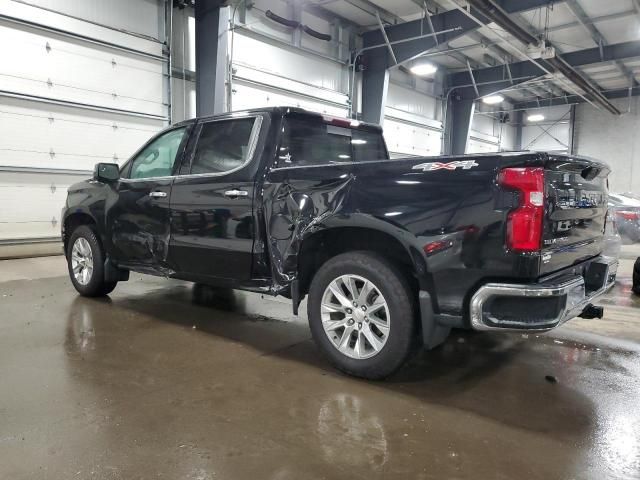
[0,250,638,480]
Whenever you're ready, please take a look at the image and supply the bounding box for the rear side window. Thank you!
[190,118,257,175]
[351,130,388,161]
[279,117,388,167]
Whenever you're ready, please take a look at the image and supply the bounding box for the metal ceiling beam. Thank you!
[515,86,640,109]
[360,0,554,123]
[417,0,564,14]
[465,0,621,114]
[492,0,564,13]
[361,0,555,65]
[564,0,637,88]
[416,9,636,60]
[449,39,640,100]
[361,9,478,123]
[362,10,477,64]
[423,0,563,101]
[445,14,567,101]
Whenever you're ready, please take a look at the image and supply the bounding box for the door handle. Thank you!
[149,191,167,198]
[224,189,249,198]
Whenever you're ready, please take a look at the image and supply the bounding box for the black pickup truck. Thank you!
[62,107,617,379]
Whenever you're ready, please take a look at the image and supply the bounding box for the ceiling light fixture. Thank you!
[410,62,438,76]
[527,114,545,122]
[482,94,504,105]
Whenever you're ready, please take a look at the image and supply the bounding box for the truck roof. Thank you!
[174,106,383,132]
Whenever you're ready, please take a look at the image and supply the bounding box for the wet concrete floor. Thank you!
[0,256,639,479]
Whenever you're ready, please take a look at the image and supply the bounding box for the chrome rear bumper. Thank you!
[470,256,617,331]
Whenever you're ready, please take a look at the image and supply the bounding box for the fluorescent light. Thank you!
[351,139,367,145]
[527,114,545,122]
[482,94,504,105]
[410,62,437,76]
[338,154,351,159]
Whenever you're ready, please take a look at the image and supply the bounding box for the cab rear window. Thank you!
[279,117,388,167]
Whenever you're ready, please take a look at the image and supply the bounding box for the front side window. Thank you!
[129,127,188,179]
[190,118,257,175]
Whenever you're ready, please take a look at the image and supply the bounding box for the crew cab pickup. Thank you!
[62,107,616,379]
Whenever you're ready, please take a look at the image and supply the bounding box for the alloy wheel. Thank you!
[71,237,94,286]
[320,274,390,359]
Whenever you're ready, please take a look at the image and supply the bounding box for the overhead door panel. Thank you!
[0,5,166,252]
[0,171,85,241]
[0,20,166,117]
[232,81,348,118]
[383,118,442,157]
[0,96,163,171]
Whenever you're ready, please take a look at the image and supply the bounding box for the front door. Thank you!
[168,115,263,282]
[107,126,190,272]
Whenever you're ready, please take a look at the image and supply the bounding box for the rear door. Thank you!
[541,155,610,274]
[168,115,264,281]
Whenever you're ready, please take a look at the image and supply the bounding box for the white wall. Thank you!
[520,105,571,153]
[384,80,442,157]
[574,96,639,193]
[467,103,517,154]
[170,3,445,158]
[20,0,164,40]
[0,0,455,249]
[0,0,166,246]
[230,33,349,117]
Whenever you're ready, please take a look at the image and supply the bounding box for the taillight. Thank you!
[498,167,545,252]
[617,210,640,221]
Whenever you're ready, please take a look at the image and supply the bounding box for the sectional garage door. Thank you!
[0,2,166,254]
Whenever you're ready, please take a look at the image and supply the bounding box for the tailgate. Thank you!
[541,155,610,275]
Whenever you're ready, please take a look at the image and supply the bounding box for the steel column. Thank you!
[448,97,475,154]
[362,67,390,125]
[195,2,229,116]
[515,110,523,150]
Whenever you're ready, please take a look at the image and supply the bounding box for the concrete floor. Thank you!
[1,254,639,480]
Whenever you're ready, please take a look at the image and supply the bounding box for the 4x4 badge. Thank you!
[412,160,479,172]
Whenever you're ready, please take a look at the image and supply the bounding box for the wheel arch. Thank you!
[63,210,99,256]
[296,223,428,300]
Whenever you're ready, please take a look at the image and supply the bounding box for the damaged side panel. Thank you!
[104,178,175,276]
[263,164,354,293]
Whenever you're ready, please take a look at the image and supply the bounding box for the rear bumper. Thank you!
[470,256,617,331]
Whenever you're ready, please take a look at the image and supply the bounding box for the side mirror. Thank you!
[94,163,120,183]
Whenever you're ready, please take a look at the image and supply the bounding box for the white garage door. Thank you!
[230,33,350,117]
[0,1,167,253]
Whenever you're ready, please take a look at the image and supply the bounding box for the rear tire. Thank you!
[307,251,416,380]
[67,225,118,297]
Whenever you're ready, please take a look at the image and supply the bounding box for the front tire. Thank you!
[67,225,117,297]
[307,251,416,380]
